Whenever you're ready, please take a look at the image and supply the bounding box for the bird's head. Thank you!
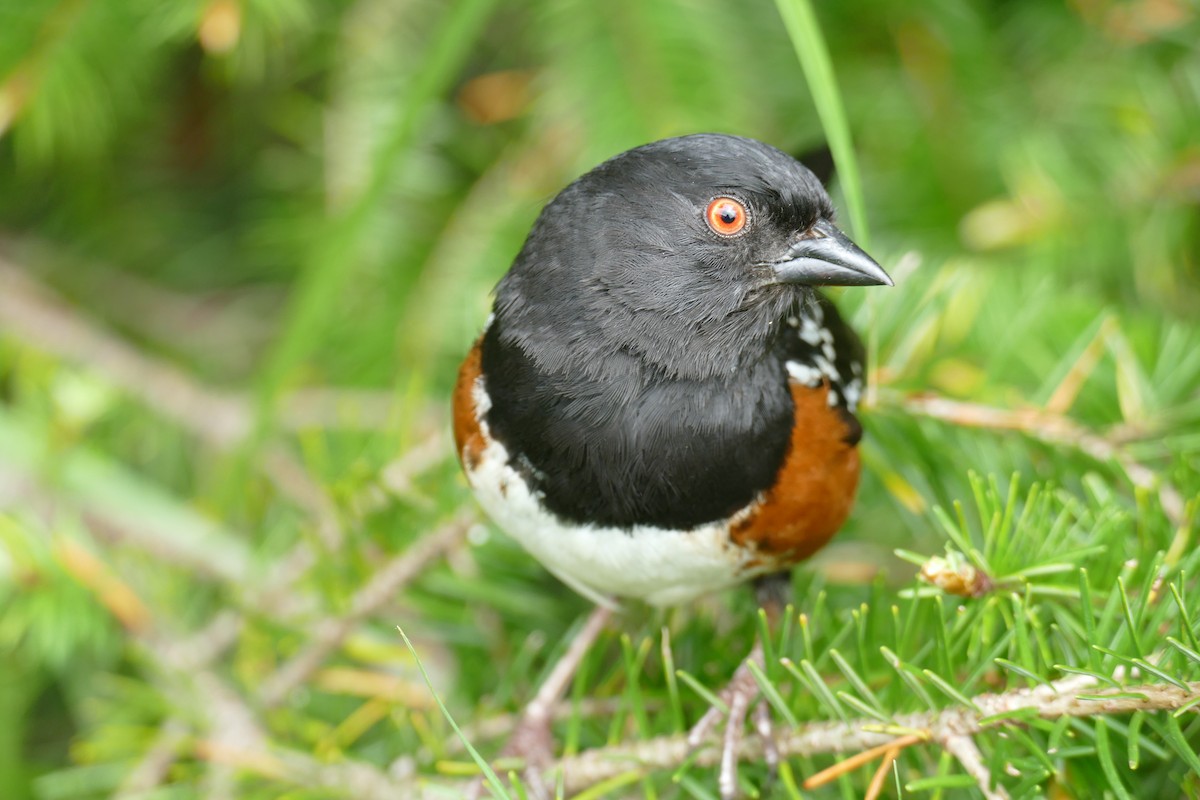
[493,133,891,380]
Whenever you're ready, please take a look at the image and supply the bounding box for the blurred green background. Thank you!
[1,0,1198,798]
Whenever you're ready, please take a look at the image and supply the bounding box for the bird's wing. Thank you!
[776,293,867,419]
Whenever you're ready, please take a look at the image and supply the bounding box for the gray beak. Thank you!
[771,219,893,287]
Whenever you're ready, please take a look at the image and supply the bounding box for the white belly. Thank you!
[465,383,759,607]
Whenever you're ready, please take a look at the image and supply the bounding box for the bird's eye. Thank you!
[704,197,748,236]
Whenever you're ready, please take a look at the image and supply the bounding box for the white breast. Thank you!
[464,377,762,607]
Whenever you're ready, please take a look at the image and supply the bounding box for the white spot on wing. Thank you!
[844,378,863,411]
[813,354,842,383]
[789,305,866,413]
[800,317,823,346]
[786,360,822,386]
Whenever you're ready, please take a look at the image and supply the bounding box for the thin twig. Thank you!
[803,733,924,789]
[180,664,420,800]
[154,611,245,671]
[114,718,190,797]
[0,260,249,447]
[0,260,435,545]
[0,256,406,433]
[0,261,330,539]
[261,446,345,549]
[942,734,1010,800]
[864,745,901,800]
[0,459,255,585]
[348,430,448,517]
[259,512,474,707]
[466,605,613,800]
[893,392,1188,527]
[524,606,613,729]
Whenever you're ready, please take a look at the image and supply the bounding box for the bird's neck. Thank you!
[478,317,795,529]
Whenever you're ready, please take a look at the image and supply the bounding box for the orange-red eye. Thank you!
[705,197,747,236]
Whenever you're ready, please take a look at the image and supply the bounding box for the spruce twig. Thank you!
[892,392,1188,527]
[553,676,1200,793]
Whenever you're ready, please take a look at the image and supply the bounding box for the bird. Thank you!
[452,133,892,799]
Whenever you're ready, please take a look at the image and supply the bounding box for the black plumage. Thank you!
[478,134,878,530]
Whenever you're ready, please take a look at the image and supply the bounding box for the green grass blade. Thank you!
[571,771,643,800]
[661,627,684,733]
[772,0,869,248]
[398,626,511,799]
[829,647,886,713]
[746,658,799,728]
[1159,715,1200,777]
[675,670,728,715]
[1127,710,1145,770]
[1094,718,1133,800]
[922,668,983,713]
[905,775,979,791]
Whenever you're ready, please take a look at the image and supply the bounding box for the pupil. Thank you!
[719,207,737,224]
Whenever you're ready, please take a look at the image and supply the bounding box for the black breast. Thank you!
[479,322,794,530]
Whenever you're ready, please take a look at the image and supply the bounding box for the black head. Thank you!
[492,133,890,381]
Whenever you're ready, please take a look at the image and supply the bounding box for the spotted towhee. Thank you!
[454,133,891,798]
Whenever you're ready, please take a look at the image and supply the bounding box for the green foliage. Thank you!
[774,0,870,247]
[1,0,1199,798]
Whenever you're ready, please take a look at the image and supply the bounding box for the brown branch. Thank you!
[942,733,1010,800]
[864,744,902,800]
[0,261,337,542]
[259,512,474,707]
[892,392,1188,527]
[0,256,471,797]
[553,676,1199,794]
[0,259,443,548]
[114,719,189,798]
[0,457,255,586]
[803,733,924,790]
[0,261,249,447]
[0,257,406,436]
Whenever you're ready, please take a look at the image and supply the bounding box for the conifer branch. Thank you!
[941,734,1010,800]
[259,512,473,707]
[893,392,1188,527]
[0,259,248,447]
[114,719,189,798]
[553,676,1200,793]
[0,257,411,439]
